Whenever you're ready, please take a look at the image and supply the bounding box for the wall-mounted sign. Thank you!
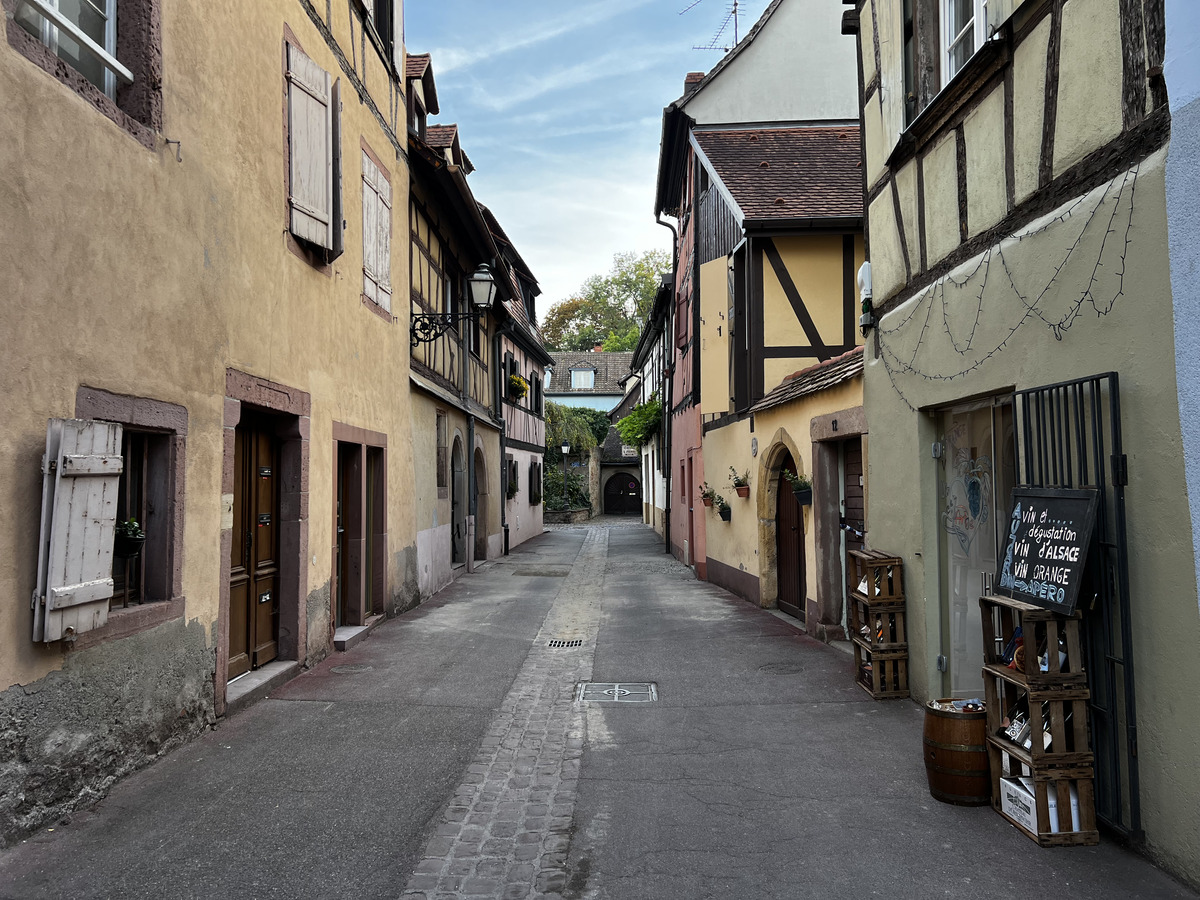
[995,487,1100,615]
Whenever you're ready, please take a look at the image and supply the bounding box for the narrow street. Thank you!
[0,524,1192,900]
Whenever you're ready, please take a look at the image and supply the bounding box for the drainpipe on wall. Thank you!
[657,213,678,556]
[494,322,514,555]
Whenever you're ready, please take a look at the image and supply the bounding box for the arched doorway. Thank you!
[451,437,465,565]
[603,472,642,515]
[473,446,488,561]
[776,451,806,621]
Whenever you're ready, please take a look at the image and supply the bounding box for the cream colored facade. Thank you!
[0,0,544,848]
[852,0,1197,883]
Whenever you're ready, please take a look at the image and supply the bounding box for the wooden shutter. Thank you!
[987,0,1027,34]
[362,151,392,311]
[329,79,344,262]
[287,44,333,249]
[32,419,123,643]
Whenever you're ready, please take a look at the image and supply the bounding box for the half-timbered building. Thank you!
[653,0,859,590]
[846,0,1198,881]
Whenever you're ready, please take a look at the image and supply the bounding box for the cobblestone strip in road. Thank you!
[401,528,607,900]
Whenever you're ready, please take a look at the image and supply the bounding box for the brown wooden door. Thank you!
[228,421,280,680]
[777,454,805,620]
[842,438,865,596]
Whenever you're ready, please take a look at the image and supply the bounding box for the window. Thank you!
[532,372,543,414]
[16,0,121,97]
[529,461,543,504]
[436,411,448,498]
[286,42,343,260]
[361,148,392,312]
[8,0,162,141]
[365,0,401,73]
[571,368,595,390]
[942,0,988,83]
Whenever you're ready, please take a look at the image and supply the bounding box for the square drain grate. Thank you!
[548,639,584,648]
[576,682,658,702]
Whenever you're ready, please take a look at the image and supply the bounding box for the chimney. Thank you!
[684,72,705,95]
[593,343,603,352]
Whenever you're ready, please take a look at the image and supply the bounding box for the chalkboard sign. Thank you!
[995,487,1100,615]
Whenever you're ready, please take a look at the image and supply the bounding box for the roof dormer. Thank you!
[405,53,439,139]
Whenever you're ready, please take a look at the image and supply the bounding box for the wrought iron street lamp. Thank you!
[410,262,496,348]
[561,440,570,485]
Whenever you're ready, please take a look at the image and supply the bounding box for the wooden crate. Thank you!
[849,549,904,603]
[990,746,1099,846]
[852,643,909,699]
[849,590,907,651]
[983,666,1093,768]
[979,594,1086,691]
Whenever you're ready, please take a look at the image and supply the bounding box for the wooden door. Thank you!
[776,454,805,620]
[228,421,280,680]
[842,438,865,597]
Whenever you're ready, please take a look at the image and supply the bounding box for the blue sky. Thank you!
[404,0,773,319]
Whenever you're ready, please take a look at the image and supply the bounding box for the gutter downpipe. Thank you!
[495,320,514,555]
[657,212,678,556]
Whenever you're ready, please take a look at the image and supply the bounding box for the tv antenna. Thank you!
[680,0,741,53]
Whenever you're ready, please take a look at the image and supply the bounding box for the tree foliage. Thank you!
[543,467,590,511]
[615,395,662,448]
[541,249,670,351]
[544,401,600,464]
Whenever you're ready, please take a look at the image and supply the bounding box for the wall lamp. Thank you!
[410,263,496,348]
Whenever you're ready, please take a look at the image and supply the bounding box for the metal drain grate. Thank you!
[548,639,584,649]
[575,682,658,702]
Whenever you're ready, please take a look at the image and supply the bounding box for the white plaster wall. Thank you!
[416,523,452,598]
[683,0,858,125]
[506,447,545,550]
[1165,0,1200,619]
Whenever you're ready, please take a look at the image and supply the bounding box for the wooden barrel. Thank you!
[923,699,990,806]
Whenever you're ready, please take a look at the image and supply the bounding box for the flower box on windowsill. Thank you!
[793,488,812,507]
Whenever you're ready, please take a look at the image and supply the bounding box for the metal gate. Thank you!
[1012,372,1140,840]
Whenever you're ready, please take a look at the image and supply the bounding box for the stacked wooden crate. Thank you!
[980,594,1098,846]
[849,550,909,699]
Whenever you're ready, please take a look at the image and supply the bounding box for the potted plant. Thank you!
[781,470,812,506]
[508,373,529,400]
[716,495,732,522]
[114,518,146,558]
[729,466,750,498]
[699,482,716,507]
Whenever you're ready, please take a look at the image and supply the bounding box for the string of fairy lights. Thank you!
[874,162,1140,411]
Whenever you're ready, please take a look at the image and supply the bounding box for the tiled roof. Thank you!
[749,346,863,413]
[405,54,430,79]
[425,124,458,148]
[693,126,863,223]
[600,425,637,463]
[547,351,633,394]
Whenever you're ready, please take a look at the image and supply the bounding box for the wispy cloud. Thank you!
[425,0,656,75]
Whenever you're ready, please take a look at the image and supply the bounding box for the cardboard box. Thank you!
[1000,777,1037,833]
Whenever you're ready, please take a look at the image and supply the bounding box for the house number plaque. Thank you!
[258,466,272,478]
[258,514,271,526]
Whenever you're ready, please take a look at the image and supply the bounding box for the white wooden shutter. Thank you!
[32,419,123,643]
[362,151,392,312]
[986,0,1027,35]
[287,44,333,249]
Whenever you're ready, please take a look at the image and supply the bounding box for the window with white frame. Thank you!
[571,368,595,390]
[362,149,392,311]
[942,0,988,82]
[16,0,125,98]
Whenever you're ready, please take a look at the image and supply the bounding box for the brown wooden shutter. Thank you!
[329,79,344,262]
[33,419,123,643]
[287,44,333,249]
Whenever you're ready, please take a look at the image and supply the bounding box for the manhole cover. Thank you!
[758,663,805,675]
[576,682,658,702]
[548,639,584,648]
[512,568,570,578]
[330,664,373,674]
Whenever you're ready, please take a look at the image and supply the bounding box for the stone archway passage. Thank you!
[603,473,642,515]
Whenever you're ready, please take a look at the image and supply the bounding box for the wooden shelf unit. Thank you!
[849,550,909,700]
[979,594,1098,846]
